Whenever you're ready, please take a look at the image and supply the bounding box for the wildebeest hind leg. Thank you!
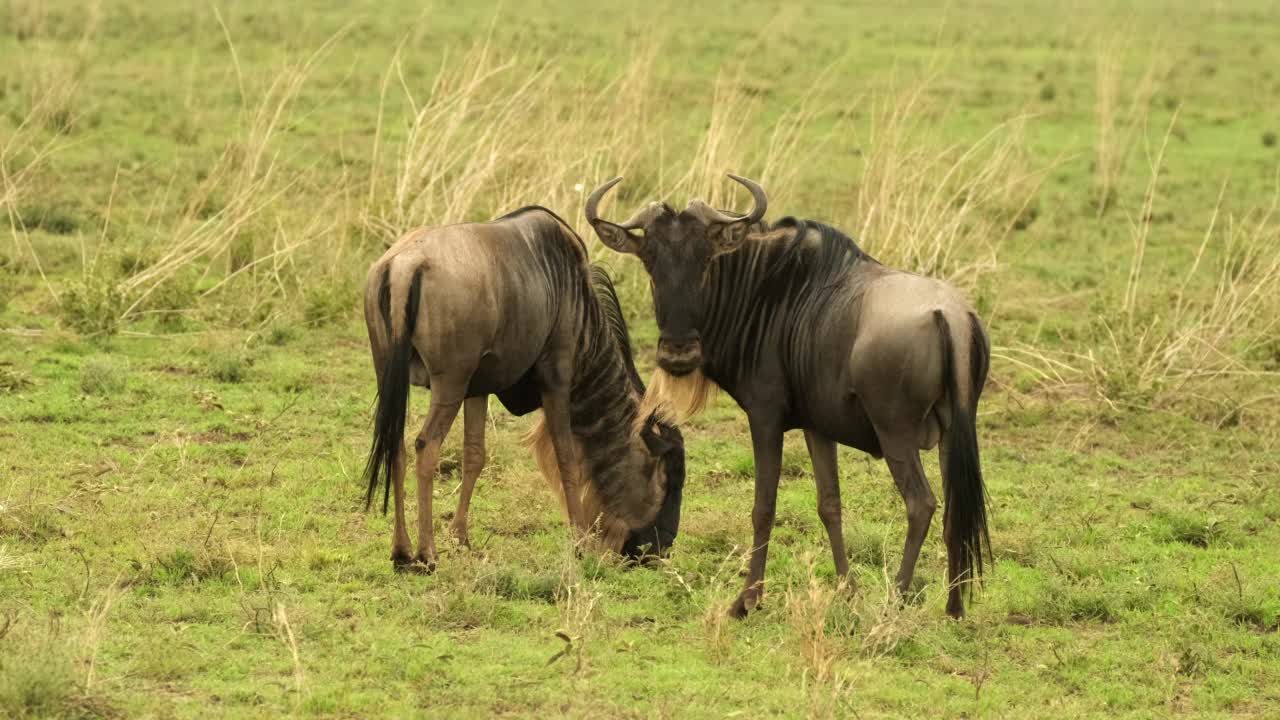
[448,396,488,548]
[804,430,849,580]
[882,447,936,599]
[412,378,465,572]
[390,452,413,569]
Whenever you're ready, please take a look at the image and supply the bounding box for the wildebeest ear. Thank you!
[708,219,751,257]
[640,419,676,457]
[590,220,643,255]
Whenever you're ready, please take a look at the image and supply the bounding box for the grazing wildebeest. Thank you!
[587,175,991,618]
[363,206,685,572]
[528,265,686,560]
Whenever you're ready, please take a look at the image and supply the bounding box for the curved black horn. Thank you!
[585,176,623,227]
[700,174,769,226]
[727,174,768,224]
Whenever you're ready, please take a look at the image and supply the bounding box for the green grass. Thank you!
[2,0,1279,717]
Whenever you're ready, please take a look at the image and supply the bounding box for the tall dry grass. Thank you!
[843,78,1040,288]
[778,555,939,718]
[700,547,750,663]
[665,68,840,222]
[783,556,853,686]
[10,19,1028,339]
[548,540,607,674]
[120,33,345,317]
[3,0,47,41]
[5,0,102,135]
[0,573,125,718]
[364,36,662,247]
[359,39,850,306]
[47,26,349,334]
[1099,174,1280,410]
[999,114,1280,414]
[363,37,845,234]
[1093,38,1162,216]
[2,108,63,300]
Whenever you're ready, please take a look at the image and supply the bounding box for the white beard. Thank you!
[639,366,720,425]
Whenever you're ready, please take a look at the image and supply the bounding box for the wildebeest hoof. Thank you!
[622,552,661,569]
[393,554,435,575]
[728,589,762,619]
[448,525,470,549]
[394,560,432,575]
[620,540,667,567]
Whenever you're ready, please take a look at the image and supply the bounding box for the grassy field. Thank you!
[2,0,1279,717]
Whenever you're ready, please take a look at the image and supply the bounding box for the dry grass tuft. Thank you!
[844,76,1040,288]
[2,104,65,307]
[549,542,604,674]
[7,2,101,135]
[118,35,344,324]
[701,547,749,664]
[856,566,926,659]
[272,602,307,709]
[366,36,663,248]
[668,72,758,210]
[0,545,33,574]
[3,0,48,42]
[1094,38,1163,216]
[783,555,854,685]
[778,557,946,718]
[0,570,124,719]
[81,575,127,692]
[669,64,841,213]
[1008,116,1280,413]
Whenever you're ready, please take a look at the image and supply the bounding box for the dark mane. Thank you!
[589,265,644,392]
[700,216,877,388]
[496,205,588,254]
[495,204,574,227]
[754,217,873,298]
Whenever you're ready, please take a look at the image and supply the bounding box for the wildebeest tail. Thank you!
[364,267,423,513]
[934,309,992,605]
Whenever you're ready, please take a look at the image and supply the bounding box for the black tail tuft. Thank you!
[933,310,992,613]
[364,268,423,513]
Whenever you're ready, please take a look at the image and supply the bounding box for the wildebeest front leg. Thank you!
[411,381,464,572]
[804,430,849,580]
[729,416,784,619]
[883,449,936,598]
[541,386,586,535]
[448,396,488,548]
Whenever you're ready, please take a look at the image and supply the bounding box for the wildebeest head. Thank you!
[622,416,686,559]
[526,405,686,558]
[586,175,767,376]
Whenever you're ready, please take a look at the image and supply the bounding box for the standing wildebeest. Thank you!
[587,175,991,618]
[363,206,684,572]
